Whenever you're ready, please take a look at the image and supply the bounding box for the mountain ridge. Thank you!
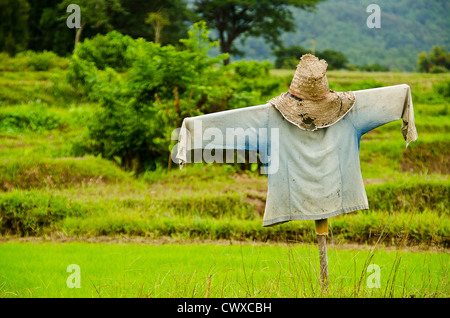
[237,0,449,71]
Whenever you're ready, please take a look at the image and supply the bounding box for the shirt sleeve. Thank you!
[176,104,271,167]
[348,84,418,147]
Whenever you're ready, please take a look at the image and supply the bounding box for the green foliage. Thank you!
[411,80,450,105]
[273,46,348,70]
[67,23,283,172]
[58,0,125,49]
[0,70,79,106]
[66,55,99,96]
[232,60,272,78]
[69,23,232,172]
[366,180,449,214]
[248,0,450,71]
[273,45,309,69]
[0,0,30,55]
[0,50,69,72]
[73,31,134,71]
[66,31,135,96]
[316,49,348,70]
[355,64,389,72]
[0,104,62,132]
[19,50,59,71]
[418,46,450,73]
[0,156,130,191]
[193,0,324,63]
[226,59,281,108]
[112,0,191,47]
[0,191,87,235]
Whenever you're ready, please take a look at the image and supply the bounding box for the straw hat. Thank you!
[268,54,355,131]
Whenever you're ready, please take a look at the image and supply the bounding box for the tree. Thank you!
[0,0,30,55]
[145,11,170,44]
[59,0,125,50]
[193,0,324,64]
[273,45,348,70]
[110,0,191,47]
[317,49,348,70]
[273,45,309,68]
[418,46,450,73]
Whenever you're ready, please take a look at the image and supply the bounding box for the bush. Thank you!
[232,60,272,78]
[0,50,69,72]
[272,45,309,69]
[27,50,58,71]
[418,46,450,73]
[68,24,285,172]
[433,80,450,99]
[0,156,131,191]
[0,191,88,236]
[429,65,448,73]
[273,46,348,70]
[73,31,135,71]
[71,23,231,172]
[316,49,348,70]
[0,104,63,132]
[356,64,389,72]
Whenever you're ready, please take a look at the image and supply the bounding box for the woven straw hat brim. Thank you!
[268,90,356,132]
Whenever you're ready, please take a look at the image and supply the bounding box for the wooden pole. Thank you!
[315,218,328,291]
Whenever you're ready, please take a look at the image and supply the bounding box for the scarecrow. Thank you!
[175,54,418,288]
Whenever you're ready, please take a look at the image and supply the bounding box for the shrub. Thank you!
[273,46,348,70]
[8,50,67,71]
[27,50,58,71]
[0,191,88,236]
[357,64,389,72]
[316,49,348,70]
[429,65,448,73]
[433,80,450,99]
[232,60,272,78]
[0,104,63,132]
[72,23,230,172]
[272,45,309,69]
[418,46,450,73]
[73,31,135,71]
[0,156,131,191]
[68,24,285,172]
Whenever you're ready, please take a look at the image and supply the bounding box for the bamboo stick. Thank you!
[315,218,328,291]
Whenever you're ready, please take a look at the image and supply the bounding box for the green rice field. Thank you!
[0,241,447,298]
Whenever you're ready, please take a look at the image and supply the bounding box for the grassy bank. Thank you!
[0,69,448,248]
[0,167,448,246]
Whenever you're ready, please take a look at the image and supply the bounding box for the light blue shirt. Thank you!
[176,84,418,226]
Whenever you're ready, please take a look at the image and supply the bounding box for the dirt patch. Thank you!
[363,178,394,185]
[245,194,266,216]
[1,235,447,252]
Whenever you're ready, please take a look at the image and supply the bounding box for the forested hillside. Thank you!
[240,0,450,71]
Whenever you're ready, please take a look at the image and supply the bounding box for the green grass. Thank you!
[0,241,447,298]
